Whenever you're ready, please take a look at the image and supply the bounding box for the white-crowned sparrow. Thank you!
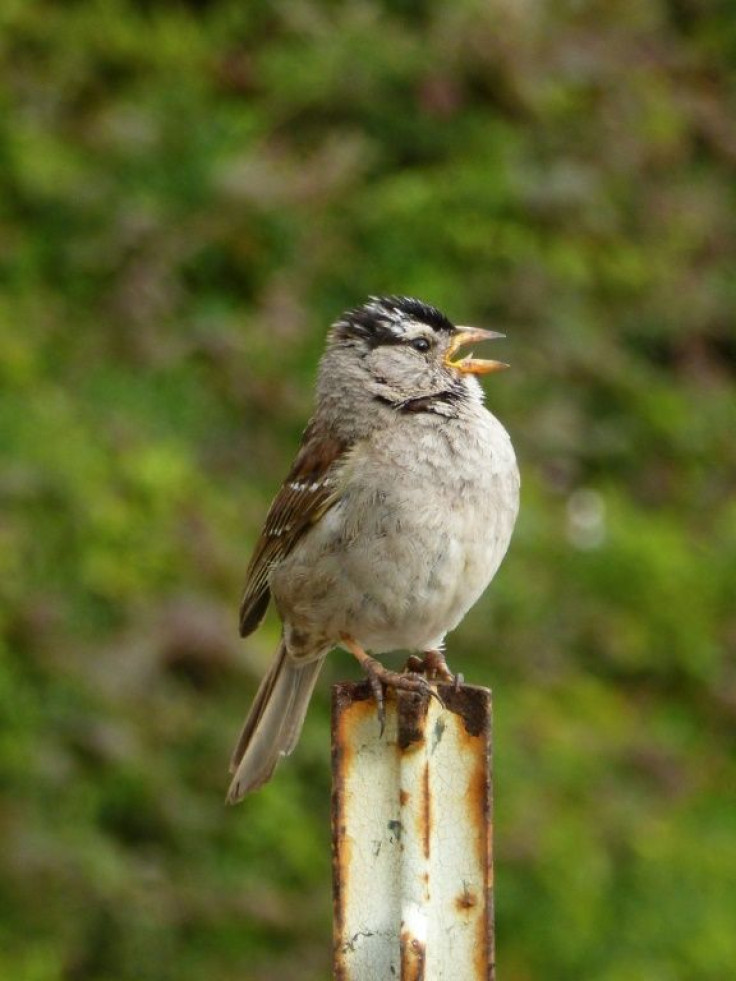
[227,296,519,802]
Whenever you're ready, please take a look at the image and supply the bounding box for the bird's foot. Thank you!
[340,634,441,735]
[404,649,463,690]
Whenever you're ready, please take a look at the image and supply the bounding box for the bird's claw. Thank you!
[361,656,442,735]
[362,666,387,734]
[403,649,458,686]
[340,635,447,736]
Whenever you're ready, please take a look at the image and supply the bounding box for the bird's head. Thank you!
[320,296,508,413]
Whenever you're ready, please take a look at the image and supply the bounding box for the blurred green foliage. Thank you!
[1,1,735,978]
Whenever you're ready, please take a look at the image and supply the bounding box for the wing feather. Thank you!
[239,425,346,636]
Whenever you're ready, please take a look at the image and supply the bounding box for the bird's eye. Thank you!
[410,337,431,353]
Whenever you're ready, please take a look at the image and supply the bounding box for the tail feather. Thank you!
[226,640,325,803]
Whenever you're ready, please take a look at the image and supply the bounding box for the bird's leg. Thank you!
[420,649,454,683]
[404,648,464,690]
[340,634,441,735]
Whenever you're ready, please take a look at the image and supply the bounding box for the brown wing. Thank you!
[239,424,347,636]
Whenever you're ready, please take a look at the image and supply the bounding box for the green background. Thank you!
[1,1,735,978]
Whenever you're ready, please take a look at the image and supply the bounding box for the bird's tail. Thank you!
[226,638,325,803]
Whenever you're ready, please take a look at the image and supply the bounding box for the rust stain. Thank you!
[333,679,381,760]
[438,684,490,738]
[475,900,495,981]
[346,689,384,736]
[455,882,478,912]
[338,678,375,704]
[400,788,410,807]
[487,820,494,888]
[467,750,494,981]
[466,757,490,844]
[399,929,426,981]
[422,761,431,861]
[397,689,430,750]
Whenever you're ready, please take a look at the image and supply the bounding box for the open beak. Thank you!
[444,326,509,375]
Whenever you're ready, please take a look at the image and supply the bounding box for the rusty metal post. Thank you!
[332,681,493,980]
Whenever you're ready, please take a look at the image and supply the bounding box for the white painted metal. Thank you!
[332,684,493,980]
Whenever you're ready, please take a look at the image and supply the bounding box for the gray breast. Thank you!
[273,405,519,656]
